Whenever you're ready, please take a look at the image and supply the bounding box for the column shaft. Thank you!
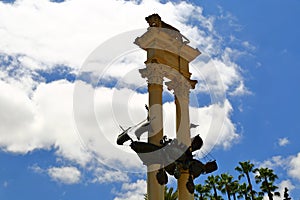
[147,83,164,200]
[176,95,193,200]
[148,84,163,145]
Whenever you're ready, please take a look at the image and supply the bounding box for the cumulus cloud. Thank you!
[273,180,295,200]
[0,54,42,96]
[113,179,147,200]
[258,155,288,169]
[48,166,81,184]
[0,0,218,69]
[191,55,248,100]
[91,168,130,184]
[288,152,300,181]
[261,179,294,200]
[257,153,300,195]
[0,0,250,97]
[0,75,240,177]
[278,137,290,147]
[0,80,39,153]
[74,81,240,171]
[0,0,143,67]
[0,80,92,166]
[0,0,251,191]
[189,99,239,150]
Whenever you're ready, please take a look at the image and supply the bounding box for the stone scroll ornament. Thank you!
[116,106,218,194]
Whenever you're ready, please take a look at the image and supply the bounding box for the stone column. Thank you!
[166,77,194,200]
[139,63,164,200]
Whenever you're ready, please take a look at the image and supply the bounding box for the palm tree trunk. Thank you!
[268,192,273,200]
[244,193,247,200]
[200,193,203,200]
[213,184,218,199]
[226,189,231,200]
[232,193,237,200]
[264,177,273,200]
[246,173,255,200]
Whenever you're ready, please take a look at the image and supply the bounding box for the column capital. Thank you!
[165,77,193,100]
[139,63,165,85]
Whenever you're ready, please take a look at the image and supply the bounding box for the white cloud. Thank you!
[229,81,252,96]
[0,0,141,67]
[0,68,242,175]
[288,152,300,181]
[278,137,290,147]
[0,80,38,152]
[0,0,250,103]
[262,179,293,200]
[113,179,147,200]
[191,51,248,99]
[189,99,239,150]
[82,82,239,171]
[0,0,250,87]
[0,55,40,95]
[0,0,217,69]
[257,153,300,195]
[91,167,130,184]
[48,166,81,184]
[258,155,288,169]
[273,180,295,200]
[0,0,252,186]
[0,75,240,177]
[30,164,45,174]
[242,41,256,51]
[0,80,93,166]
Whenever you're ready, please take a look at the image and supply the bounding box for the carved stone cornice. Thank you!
[134,28,201,62]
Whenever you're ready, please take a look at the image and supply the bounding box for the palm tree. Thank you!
[254,167,280,200]
[164,186,178,200]
[195,183,210,200]
[235,161,256,200]
[205,175,220,200]
[237,183,250,200]
[144,186,178,200]
[217,173,234,200]
[230,180,239,200]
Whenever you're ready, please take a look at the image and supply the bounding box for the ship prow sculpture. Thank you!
[116,107,218,194]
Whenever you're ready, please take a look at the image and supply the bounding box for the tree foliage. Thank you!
[235,161,256,200]
[194,161,283,200]
[144,161,285,200]
[254,167,280,200]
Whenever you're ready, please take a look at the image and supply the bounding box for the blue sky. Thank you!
[0,0,300,199]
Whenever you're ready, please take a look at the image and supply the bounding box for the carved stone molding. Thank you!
[139,63,197,100]
[139,63,165,85]
[165,77,192,100]
[134,28,201,62]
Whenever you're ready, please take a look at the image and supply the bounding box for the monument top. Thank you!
[135,14,201,63]
[145,13,180,33]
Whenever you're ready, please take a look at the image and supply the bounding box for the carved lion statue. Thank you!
[145,14,180,32]
[145,14,189,43]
